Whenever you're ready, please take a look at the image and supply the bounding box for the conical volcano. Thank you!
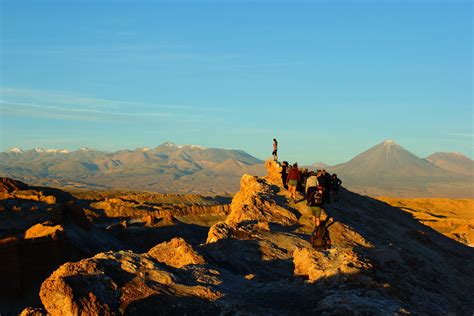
[331,140,444,178]
[328,140,469,197]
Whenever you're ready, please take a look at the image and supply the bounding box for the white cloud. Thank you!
[0,87,234,123]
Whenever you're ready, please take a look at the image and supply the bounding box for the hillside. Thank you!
[426,152,474,177]
[1,162,473,314]
[0,143,265,194]
[328,141,473,198]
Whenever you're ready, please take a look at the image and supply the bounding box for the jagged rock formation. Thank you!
[90,198,229,219]
[264,159,282,184]
[224,173,297,226]
[39,250,222,315]
[0,179,73,296]
[0,177,232,314]
[0,177,29,193]
[10,159,474,314]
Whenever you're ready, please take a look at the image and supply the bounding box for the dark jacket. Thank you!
[317,175,326,187]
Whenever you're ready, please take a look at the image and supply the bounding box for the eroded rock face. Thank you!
[8,173,474,315]
[148,237,205,268]
[206,222,234,244]
[19,307,47,316]
[91,198,229,219]
[39,250,222,315]
[0,177,29,193]
[293,246,370,282]
[24,223,65,240]
[264,159,283,185]
[224,174,297,226]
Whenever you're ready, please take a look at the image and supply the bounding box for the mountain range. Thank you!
[1,140,472,197]
[0,142,266,194]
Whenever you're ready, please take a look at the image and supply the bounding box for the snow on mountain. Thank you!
[8,147,24,154]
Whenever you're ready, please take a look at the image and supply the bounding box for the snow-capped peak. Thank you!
[160,142,183,149]
[158,142,206,150]
[32,148,70,154]
[383,140,396,145]
[8,147,24,154]
[138,147,151,152]
[186,144,207,150]
[161,141,178,148]
[45,149,70,154]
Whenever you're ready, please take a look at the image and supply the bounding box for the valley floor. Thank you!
[377,197,474,246]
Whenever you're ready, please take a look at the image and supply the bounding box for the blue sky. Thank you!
[1,0,472,165]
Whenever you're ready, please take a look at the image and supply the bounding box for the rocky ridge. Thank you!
[19,161,474,315]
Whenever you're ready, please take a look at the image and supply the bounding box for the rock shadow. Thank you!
[323,188,474,314]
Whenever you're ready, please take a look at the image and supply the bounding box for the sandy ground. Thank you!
[376,197,474,246]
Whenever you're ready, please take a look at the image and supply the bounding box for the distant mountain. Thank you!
[0,143,265,194]
[330,140,447,178]
[328,140,472,198]
[426,152,473,177]
[311,162,330,169]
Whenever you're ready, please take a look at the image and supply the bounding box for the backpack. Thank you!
[310,219,335,250]
[309,190,323,206]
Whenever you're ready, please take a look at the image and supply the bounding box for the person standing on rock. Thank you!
[286,163,300,201]
[272,138,278,161]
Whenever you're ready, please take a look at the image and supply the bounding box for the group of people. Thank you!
[272,138,342,229]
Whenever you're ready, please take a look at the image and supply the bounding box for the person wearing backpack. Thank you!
[305,171,319,205]
[308,186,324,227]
[310,218,335,250]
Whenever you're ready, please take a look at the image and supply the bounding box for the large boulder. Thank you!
[24,223,65,240]
[40,250,222,315]
[148,237,206,268]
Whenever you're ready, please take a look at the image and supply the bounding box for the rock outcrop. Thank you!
[6,166,474,315]
[264,159,283,185]
[0,177,29,193]
[24,223,65,240]
[39,250,221,315]
[224,174,297,227]
[90,198,229,219]
[148,237,205,268]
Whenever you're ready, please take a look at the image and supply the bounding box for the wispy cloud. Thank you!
[2,43,239,64]
[0,101,172,121]
[448,132,474,138]
[0,88,234,123]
